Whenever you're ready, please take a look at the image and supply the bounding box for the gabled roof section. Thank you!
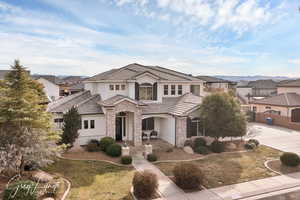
[251,93,300,107]
[32,75,62,85]
[277,79,300,87]
[77,94,103,114]
[247,79,277,89]
[85,63,202,82]
[132,71,165,80]
[142,93,202,116]
[98,95,146,107]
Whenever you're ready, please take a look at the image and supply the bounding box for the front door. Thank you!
[116,114,126,141]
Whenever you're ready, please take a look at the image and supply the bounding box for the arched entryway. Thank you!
[291,108,300,123]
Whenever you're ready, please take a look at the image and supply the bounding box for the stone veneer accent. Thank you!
[105,100,142,146]
[175,116,187,147]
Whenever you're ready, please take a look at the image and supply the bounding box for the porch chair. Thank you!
[150,130,158,139]
[142,132,148,140]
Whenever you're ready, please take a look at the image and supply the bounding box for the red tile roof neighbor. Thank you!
[251,93,300,107]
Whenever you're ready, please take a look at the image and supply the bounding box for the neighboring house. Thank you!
[48,63,205,147]
[59,76,86,96]
[277,79,300,95]
[250,93,300,130]
[0,70,12,80]
[196,76,236,95]
[32,75,60,101]
[237,79,278,103]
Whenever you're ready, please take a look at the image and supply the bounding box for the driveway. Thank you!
[247,123,300,154]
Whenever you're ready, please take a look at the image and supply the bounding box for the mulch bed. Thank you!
[267,160,300,174]
[0,176,9,196]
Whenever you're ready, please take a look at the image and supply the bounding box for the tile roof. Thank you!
[142,93,202,116]
[85,63,201,82]
[48,91,103,114]
[251,93,300,107]
[277,79,300,87]
[99,95,146,107]
[196,76,231,83]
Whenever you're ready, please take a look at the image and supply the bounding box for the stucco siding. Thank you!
[159,117,176,145]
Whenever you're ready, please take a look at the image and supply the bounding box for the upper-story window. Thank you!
[139,83,153,100]
[171,85,176,95]
[109,85,114,90]
[121,85,126,90]
[190,85,200,96]
[90,120,95,129]
[116,85,120,90]
[178,85,183,95]
[164,85,168,95]
[54,118,63,129]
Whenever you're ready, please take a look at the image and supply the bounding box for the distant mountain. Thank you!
[214,76,296,82]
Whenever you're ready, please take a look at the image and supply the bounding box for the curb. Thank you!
[264,159,283,175]
[61,177,71,200]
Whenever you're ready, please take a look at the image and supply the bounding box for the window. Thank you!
[190,85,200,96]
[253,106,257,112]
[192,118,203,136]
[121,85,126,90]
[90,120,95,129]
[139,83,153,100]
[164,85,168,95]
[171,85,176,95]
[84,120,89,129]
[54,118,63,128]
[178,85,182,95]
[142,118,154,130]
[265,106,271,109]
[109,85,114,90]
[116,85,120,90]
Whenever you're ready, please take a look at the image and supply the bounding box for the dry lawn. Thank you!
[267,160,300,174]
[156,145,282,188]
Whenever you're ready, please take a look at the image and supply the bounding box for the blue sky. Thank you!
[0,0,299,76]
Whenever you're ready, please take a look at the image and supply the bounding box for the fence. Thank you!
[255,113,300,131]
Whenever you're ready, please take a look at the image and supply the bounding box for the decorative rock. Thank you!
[122,146,130,156]
[183,146,194,154]
[203,137,214,146]
[31,171,53,183]
[226,142,237,150]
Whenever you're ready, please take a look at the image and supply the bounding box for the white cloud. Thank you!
[288,59,300,65]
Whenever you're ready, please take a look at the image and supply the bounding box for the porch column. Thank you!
[106,108,116,139]
[176,116,187,147]
[133,108,142,146]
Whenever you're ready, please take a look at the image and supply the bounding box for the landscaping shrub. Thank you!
[195,146,210,155]
[280,152,300,167]
[248,139,259,146]
[3,180,37,200]
[184,139,193,147]
[244,142,256,150]
[106,143,122,157]
[86,141,100,152]
[99,137,115,151]
[121,156,132,165]
[173,163,203,190]
[194,137,207,148]
[147,153,157,162]
[24,161,39,171]
[132,170,158,199]
[210,140,225,153]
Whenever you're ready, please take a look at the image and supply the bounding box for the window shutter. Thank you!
[135,83,140,100]
[153,82,157,100]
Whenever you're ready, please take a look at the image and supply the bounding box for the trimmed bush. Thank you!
[24,161,39,171]
[244,142,256,150]
[147,153,157,162]
[210,140,225,153]
[99,137,115,152]
[280,152,300,167]
[248,139,259,146]
[133,170,158,199]
[194,137,207,148]
[106,143,122,157]
[184,139,193,147]
[121,156,132,165]
[173,163,203,190]
[3,180,37,200]
[86,142,100,152]
[195,146,210,155]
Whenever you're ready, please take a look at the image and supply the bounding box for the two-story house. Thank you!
[48,63,205,147]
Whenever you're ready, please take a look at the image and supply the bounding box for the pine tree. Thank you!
[61,106,81,147]
[0,60,62,176]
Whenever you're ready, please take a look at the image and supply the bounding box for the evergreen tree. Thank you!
[0,60,62,176]
[61,106,81,147]
[199,92,247,141]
